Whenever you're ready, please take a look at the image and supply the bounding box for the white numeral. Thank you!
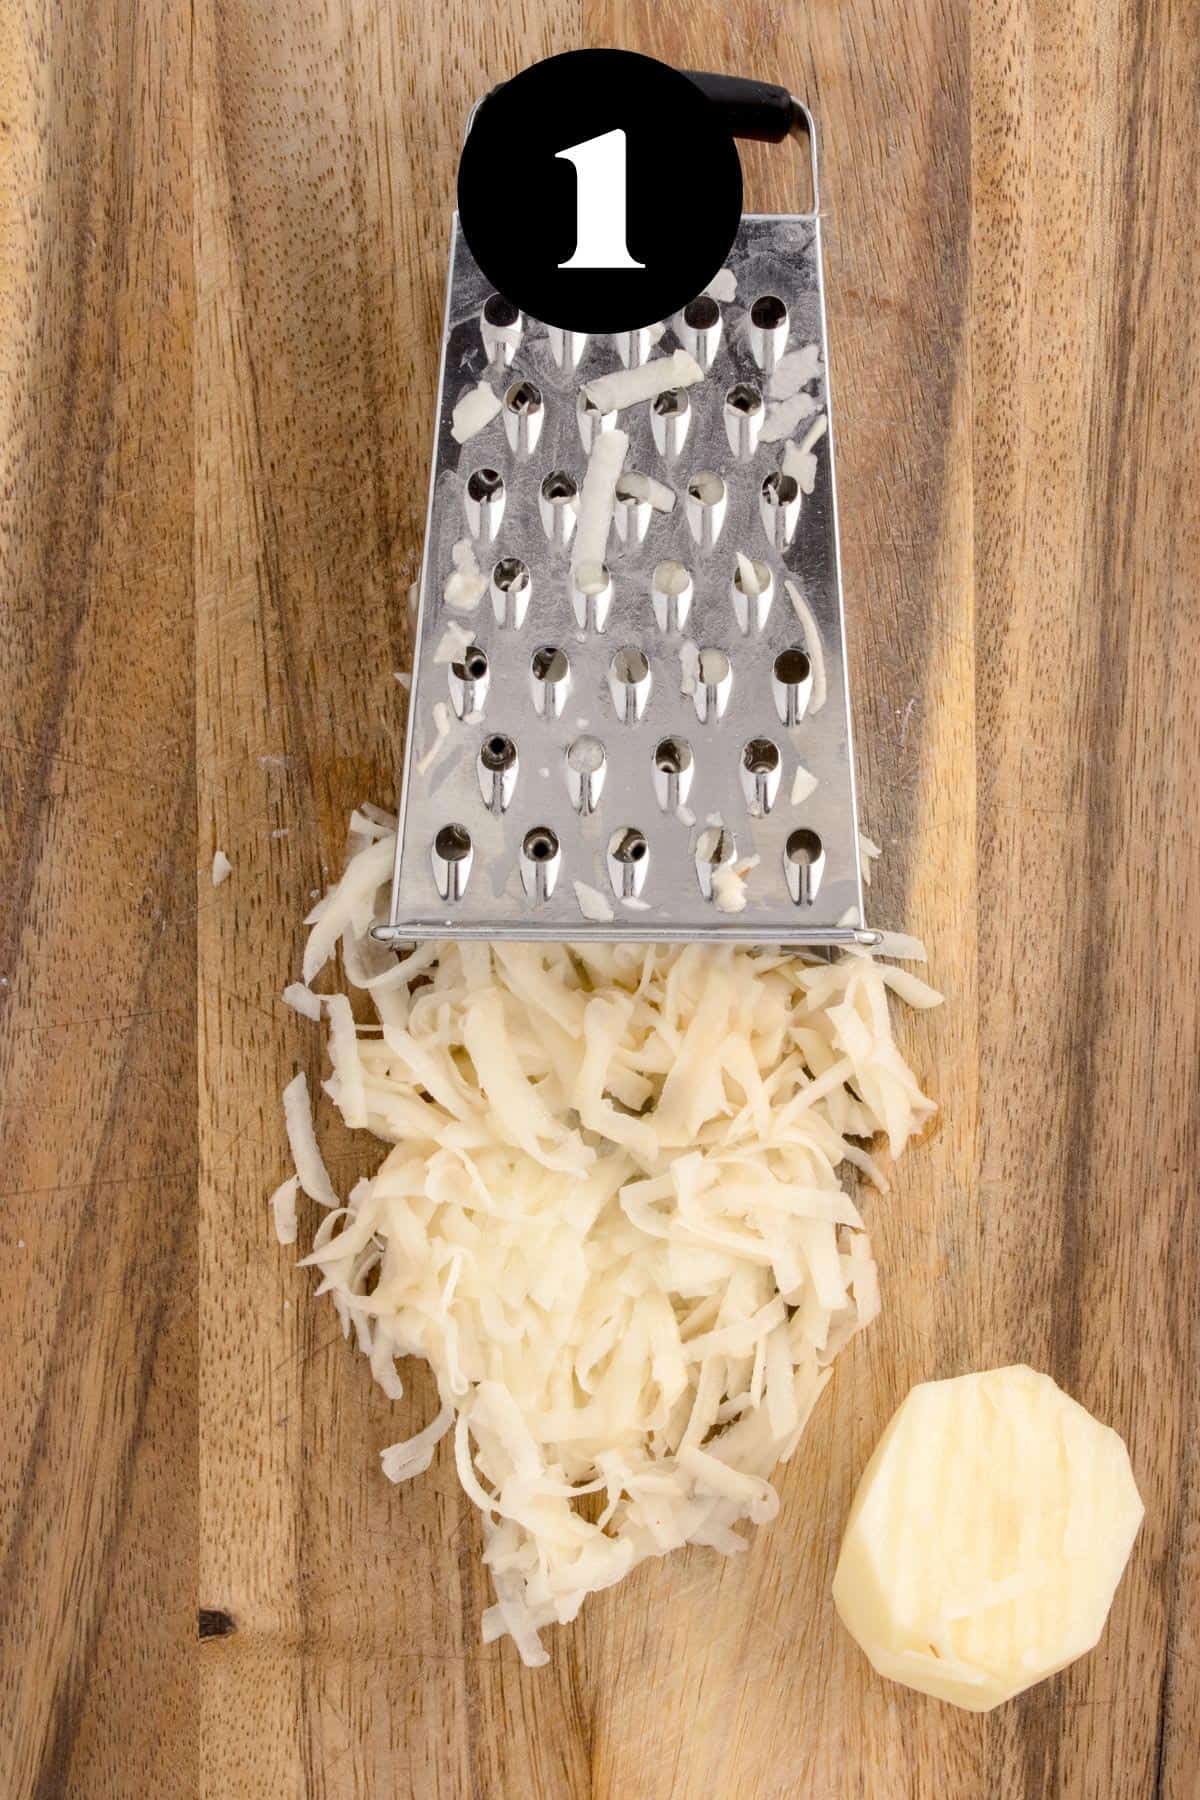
[556,129,644,270]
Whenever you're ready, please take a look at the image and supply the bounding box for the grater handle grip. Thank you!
[683,72,819,211]
[682,71,800,143]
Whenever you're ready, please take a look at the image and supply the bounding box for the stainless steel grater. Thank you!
[378,81,879,947]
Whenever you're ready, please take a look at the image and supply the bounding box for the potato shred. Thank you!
[278,811,940,1665]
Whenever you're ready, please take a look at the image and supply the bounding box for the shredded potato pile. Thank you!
[277,809,940,1665]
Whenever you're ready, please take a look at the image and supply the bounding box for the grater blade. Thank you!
[379,105,877,947]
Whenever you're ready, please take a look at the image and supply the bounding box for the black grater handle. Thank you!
[682,71,802,144]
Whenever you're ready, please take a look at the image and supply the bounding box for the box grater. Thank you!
[377,78,880,948]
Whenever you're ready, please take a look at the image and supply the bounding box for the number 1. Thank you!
[556,129,644,270]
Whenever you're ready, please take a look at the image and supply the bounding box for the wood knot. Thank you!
[198,1608,236,1640]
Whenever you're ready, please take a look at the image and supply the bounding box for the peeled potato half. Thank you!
[832,1365,1144,1711]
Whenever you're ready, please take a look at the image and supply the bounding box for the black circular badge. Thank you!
[458,50,743,335]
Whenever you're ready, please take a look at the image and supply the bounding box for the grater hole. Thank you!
[612,646,649,685]
[504,378,542,414]
[613,485,653,550]
[609,646,651,722]
[683,294,721,330]
[741,735,781,815]
[653,388,689,418]
[608,824,650,898]
[650,560,693,631]
[611,827,647,863]
[577,390,617,451]
[655,736,692,775]
[773,645,813,725]
[524,827,558,862]
[726,382,763,415]
[481,733,515,771]
[435,823,472,861]
[493,556,528,592]
[696,825,735,866]
[530,644,570,715]
[467,467,503,502]
[572,562,613,632]
[542,471,578,502]
[733,556,771,594]
[520,824,561,900]
[653,735,694,811]
[750,294,787,330]
[784,826,824,903]
[693,647,733,722]
[539,470,579,545]
[786,827,822,865]
[482,293,519,328]
[455,647,488,681]
[774,647,811,685]
[490,556,531,629]
[531,645,569,684]
[653,561,691,597]
[565,735,606,813]
[466,466,506,541]
[567,735,605,773]
[743,738,780,775]
[762,470,799,506]
[688,472,726,507]
[449,644,490,719]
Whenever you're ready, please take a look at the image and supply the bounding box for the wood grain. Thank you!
[972,3,1200,1792]
[580,6,984,1797]
[0,0,1195,1793]
[194,4,590,1797]
[0,2,196,1796]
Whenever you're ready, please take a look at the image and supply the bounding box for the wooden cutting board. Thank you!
[2,1,1197,1795]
